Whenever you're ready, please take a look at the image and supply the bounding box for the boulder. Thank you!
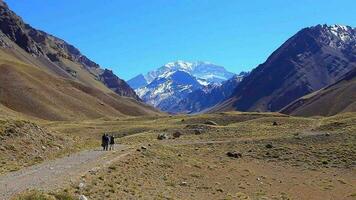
[173,131,182,138]
[226,151,242,158]
[205,120,218,126]
[157,133,168,140]
[79,195,88,200]
[194,129,202,135]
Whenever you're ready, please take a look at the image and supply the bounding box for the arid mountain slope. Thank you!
[0,1,159,120]
[0,52,158,120]
[212,25,355,113]
[0,1,139,100]
[281,68,356,116]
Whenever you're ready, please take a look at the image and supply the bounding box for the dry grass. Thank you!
[43,112,355,200]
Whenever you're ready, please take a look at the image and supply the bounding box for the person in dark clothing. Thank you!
[109,135,115,150]
[105,134,110,151]
[101,133,107,151]
[102,133,110,151]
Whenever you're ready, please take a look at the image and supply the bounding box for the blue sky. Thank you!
[5,0,356,80]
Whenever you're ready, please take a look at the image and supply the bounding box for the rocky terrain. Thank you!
[7,112,354,200]
[172,72,248,113]
[0,1,139,100]
[0,119,73,175]
[213,24,356,113]
[282,68,356,116]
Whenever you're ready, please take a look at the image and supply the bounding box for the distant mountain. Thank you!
[136,70,203,112]
[171,72,248,113]
[281,68,356,116]
[212,24,356,113]
[0,1,158,120]
[128,61,235,89]
[0,1,139,100]
[130,61,236,112]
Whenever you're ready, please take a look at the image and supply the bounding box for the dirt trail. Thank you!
[0,145,133,200]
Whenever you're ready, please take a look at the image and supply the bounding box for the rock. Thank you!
[265,144,273,149]
[194,129,202,135]
[216,188,224,193]
[79,195,88,200]
[157,133,168,140]
[325,133,330,137]
[41,146,46,150]
[173,131,182,138]
[226,151,242,158]
[272,121,278,126]
[205,120,218,126]
[180,181,188,186]
[79,182,85,188]
[181,119,185,122]
[141,146,147,150]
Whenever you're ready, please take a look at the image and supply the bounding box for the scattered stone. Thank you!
[294,136,302,140]
[265,144,273,149]
[79,182,85,188]
[157,133,168,140]
[325,133,330,137]
[205,120,218,126]
[79,195,88,200]
[141,146,147,150]
[180,181,188,186]
[226,151,242,158]
[41,146,46,150]
[194,129,202,135]
[173,131,182,138]
[272,121,278,126]
[216,188,224,193]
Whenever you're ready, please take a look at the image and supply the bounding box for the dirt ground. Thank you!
[4,112,356,200]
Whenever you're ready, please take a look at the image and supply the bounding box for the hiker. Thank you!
[105,134,110,151]
[102,133,110,151]
[101,133,107,151]
[109,135,115,150]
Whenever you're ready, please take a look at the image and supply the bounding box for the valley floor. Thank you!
[0,112,355,199]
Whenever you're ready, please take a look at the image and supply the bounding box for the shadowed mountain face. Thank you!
[171,73,247,114]
[281,68,356,116]
[212,24,356,113]
[132,61,236,113]
[0,1,158,120]
[0,1,139,101]
[137,70,203,112]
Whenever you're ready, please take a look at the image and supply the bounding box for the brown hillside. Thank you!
[281,68,356,116]
[0,1,139,100]
[0,55,159,120]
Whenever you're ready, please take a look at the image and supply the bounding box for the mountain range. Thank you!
[211,24,356,115]
[128,61,244,113]
[0,1,159,120]
[0,0,355,119]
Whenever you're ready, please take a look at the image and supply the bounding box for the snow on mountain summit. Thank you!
[128,61,236,112]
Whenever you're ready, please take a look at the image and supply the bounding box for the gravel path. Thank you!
[0,145,132,200]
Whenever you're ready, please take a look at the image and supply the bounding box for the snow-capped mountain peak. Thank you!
[128,61,237,112]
